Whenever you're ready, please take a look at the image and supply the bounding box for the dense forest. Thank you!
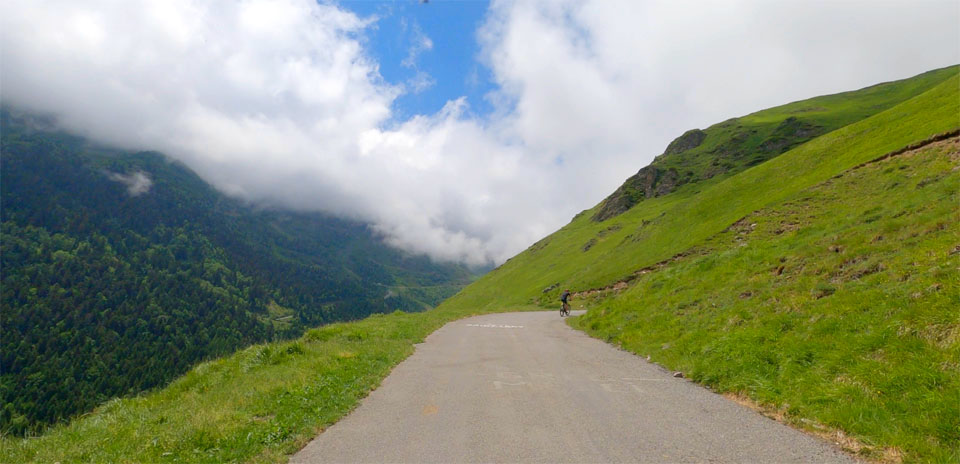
[0,109,475,435]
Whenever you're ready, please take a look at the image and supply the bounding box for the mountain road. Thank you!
[292,311,856,463]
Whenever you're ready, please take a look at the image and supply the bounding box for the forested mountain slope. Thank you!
[0,111,474,435]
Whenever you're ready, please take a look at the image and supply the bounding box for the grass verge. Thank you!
[0,305,543,463]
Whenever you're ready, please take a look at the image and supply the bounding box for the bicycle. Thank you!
[560,302,570,317]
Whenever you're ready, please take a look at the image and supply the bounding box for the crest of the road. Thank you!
[292,311,855,463]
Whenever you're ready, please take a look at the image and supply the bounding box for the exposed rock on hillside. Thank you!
[593,128,708,222]
[592,165,686,222]
[592,117,827,223]
[660,128,706,158]
[760,117,821,154]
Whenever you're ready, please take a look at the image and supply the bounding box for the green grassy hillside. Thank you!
[592,66,958,221]
[442,69,959,312]
[575,135,959,462]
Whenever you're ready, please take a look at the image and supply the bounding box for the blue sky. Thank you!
[343,0,496,121]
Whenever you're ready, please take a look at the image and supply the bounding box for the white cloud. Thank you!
[107,170,153,196]
[1,0,957,266]
[479,0,959,175]
[401,22,434,69]
[406,70,436,94]
[400,21,436,94]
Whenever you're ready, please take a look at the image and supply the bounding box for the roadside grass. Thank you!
[0,305,543,463]
[571,138,960,462]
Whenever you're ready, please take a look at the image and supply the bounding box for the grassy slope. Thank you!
[3,70,956,462]
[442,72,959,312]
[592,66,958,222]
[574,137,959,462]
[651,66,959,182]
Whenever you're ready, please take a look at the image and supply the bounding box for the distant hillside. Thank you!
[593,66,957,222]
[0,110,475,435]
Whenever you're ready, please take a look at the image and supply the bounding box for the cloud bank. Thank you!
[2,0,957,265]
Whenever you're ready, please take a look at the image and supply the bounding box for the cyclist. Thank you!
[560,289,571,316]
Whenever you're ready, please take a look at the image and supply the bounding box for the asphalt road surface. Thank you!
[292,311,856,463]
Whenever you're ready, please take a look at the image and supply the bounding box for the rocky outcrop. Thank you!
[592,127,710,222]
[759,117,821,154]
[581,238,597,252]
[661,129,707,158]
[591,165,685,222]
[653,167,682,196]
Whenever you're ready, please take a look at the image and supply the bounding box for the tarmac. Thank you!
[292,311,857,463]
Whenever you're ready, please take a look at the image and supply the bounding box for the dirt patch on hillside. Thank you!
[571,248,708,299]
[839,130,959,177]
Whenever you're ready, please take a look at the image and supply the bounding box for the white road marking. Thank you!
[493,380,530,389]
[528,372,555,380]
[600,383,630,393]
[466,323,525,329]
